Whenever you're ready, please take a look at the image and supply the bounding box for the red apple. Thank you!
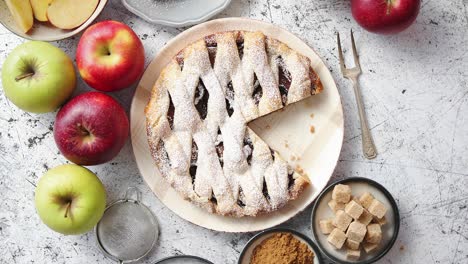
[351,0,421,34]
[76,20,145,92]
[54,92,129,165]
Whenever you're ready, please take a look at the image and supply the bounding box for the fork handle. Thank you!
[351,78,377,159]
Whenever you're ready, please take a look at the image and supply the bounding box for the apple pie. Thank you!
[145,31,322,217]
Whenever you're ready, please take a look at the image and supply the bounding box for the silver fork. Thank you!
[337,30,377,159]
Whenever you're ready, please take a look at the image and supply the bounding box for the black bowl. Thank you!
[311,177,400,264]
[154,255,214,264]
[238,227,324,264]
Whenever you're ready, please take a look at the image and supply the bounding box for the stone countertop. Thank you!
[0,0,467,263]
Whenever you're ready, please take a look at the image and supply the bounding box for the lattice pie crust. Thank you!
[145,31,322,217]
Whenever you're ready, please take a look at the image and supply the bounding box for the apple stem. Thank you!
[386,0,393,15]
[64,202,71,218]
[77,124,90,136]
[15,72,34,81]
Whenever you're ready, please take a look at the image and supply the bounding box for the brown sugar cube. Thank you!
[332,184,351,203]
[345,239,360,250]
[359,192,374,209]
[345,200,364,219]
[346,221,367,242]
[327,228,347,249]
[351,195,361,205]
[368,199,387,219]
[333,210,352,231]
[346,249,361,261]
[319,218,335,234]
[357,209,373,225]
[373,215,387,226]
[328,199,346,213]
[363,242,378,253]
[366,223,382,244]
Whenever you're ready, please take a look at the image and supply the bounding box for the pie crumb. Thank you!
[265,125,271,129]
[290,156,297,161]
[295,165,305,175]
[310,126,315,133]
[310,113,314,119]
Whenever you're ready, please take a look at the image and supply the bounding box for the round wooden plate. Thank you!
[130,18,344,232]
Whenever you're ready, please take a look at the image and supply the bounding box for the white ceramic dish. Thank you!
[0,0,107,41]
[311,177,400,263]
[130,17,344,232]
[122,0,232,27]
[238,228,323,264]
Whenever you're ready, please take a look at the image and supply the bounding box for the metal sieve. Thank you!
[95,187,159,263]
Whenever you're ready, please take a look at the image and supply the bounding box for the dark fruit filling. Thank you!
[215,128,224,167]
[277,56,292,106]
[252,74,263,105]
[194,78,210,120]
[262,180,271,200]
[167,93,175,129]
[189,140,198,184]
[243,135,254,165]
[225,81,235,117]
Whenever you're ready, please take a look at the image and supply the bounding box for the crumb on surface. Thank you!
[310,125,315,133]
[295,165,305,175]
[310,113,314,119]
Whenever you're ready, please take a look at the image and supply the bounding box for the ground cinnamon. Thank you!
[250,232,314,264]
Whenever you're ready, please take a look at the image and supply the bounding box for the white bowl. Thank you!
[0,0,108,41]
[121,0,231,27]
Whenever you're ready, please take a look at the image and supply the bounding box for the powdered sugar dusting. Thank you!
[145,31,322,217]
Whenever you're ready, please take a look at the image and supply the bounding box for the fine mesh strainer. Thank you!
[96,187,159,263]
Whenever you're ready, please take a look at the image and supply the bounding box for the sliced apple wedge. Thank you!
[30,0,53,22]
[47,0,99,30]
[5,0,34,33]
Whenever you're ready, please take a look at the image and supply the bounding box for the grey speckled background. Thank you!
[0,0,467,263]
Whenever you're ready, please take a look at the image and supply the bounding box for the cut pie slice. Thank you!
[145,31,323,217]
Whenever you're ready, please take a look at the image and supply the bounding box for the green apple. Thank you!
[35,164,106,235]
[1,41,76,113]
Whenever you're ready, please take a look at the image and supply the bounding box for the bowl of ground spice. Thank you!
[238,228,323,264]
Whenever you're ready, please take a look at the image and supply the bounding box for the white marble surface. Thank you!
[0,0,467,263]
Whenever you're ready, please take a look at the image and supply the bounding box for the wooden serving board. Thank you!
[130,18,343,232]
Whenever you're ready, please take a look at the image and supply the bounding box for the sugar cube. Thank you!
[366,223,382,244]
[345,200,364,219]
[359,192,374,209]
[363,242,378,253]
[319,218,335,234]
[374,215,387,226]
[346,249,361,261]
[357,209,373,225]
[346,221,367,242]
[327,228,347,249]
[328,199,346,213]
[334,210,352,231]
[351,195,361,205]
[368,199,387,219]
[346,239,360,250]
[332,184,351,203]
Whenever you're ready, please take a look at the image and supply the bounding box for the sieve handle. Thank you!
[124,187,141,203]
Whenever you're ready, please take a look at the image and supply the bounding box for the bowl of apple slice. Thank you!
[0,0,107,41]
